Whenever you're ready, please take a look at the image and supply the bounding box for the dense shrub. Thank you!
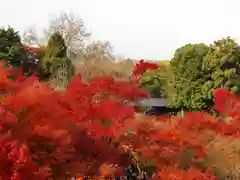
[0,61,148,179]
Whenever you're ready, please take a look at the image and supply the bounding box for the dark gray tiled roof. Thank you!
[130,98,166,107]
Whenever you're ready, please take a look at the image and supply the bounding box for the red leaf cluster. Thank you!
[132,59,159,76]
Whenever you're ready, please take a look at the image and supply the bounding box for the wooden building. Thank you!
[132,98,180,116]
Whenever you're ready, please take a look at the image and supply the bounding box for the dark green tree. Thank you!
[202,37,240,100]
[169,43,210,110]
[0,27,27,68]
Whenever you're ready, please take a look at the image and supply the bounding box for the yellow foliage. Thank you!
[75,59,134,81]
[156,60,170,67]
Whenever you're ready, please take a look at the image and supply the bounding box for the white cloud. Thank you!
[0,0,239,60]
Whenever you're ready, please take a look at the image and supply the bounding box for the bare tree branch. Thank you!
[22,27,39,46]
[21,26,46,46]
[83,40,115,64]
[44,11,91,60]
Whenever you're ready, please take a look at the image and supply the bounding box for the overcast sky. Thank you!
[0,0,239,60]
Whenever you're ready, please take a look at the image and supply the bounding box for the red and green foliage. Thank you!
[132,59,159,76]
[132,59,164,98]
[0,59,239,179]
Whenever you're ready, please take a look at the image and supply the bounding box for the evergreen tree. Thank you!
[0,27,27,68]
[43,32,75,88]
